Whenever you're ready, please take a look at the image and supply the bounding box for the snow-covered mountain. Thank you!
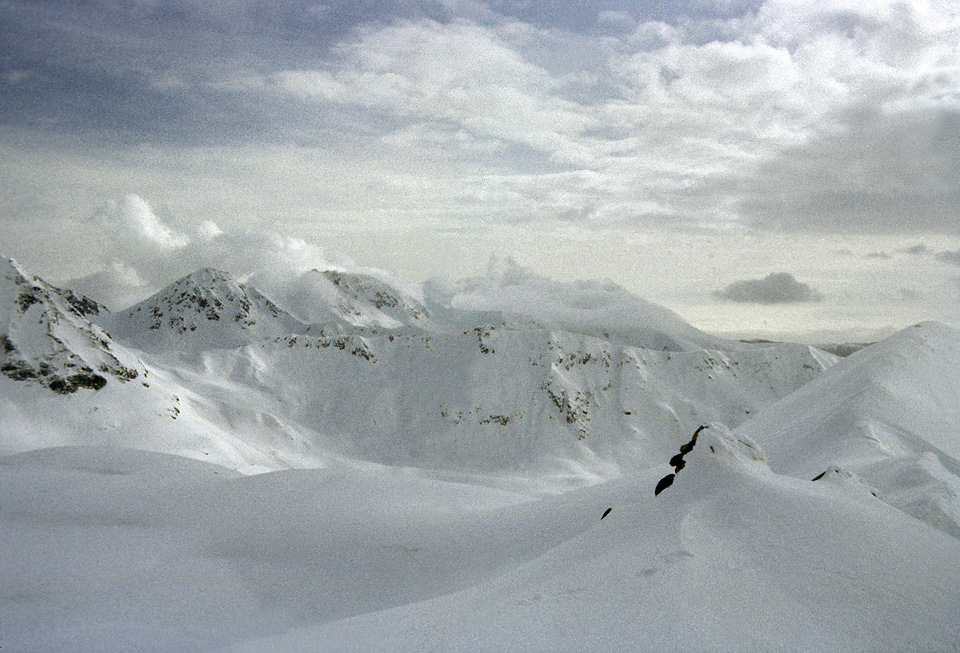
[248,267,432,330]
[2,256,960,651]
[0,261,326,471]
[0,257,140,393]
[189,326,833,480]
[0,258,837,481]
[320,269,431,327]
[103,268,307,353]
[423,257,737,351]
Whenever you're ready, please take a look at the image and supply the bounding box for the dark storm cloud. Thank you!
[715,272,823,304]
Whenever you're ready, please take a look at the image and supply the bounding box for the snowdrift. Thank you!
[3,428,959,652]
[738,320,960,538]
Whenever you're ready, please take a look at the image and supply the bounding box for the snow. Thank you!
[737,320,960,537]
[2,256,960,651]
[103,268,307,354]
[262,429,960,652]
[4,428,959,652]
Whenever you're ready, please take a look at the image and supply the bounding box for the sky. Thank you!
[1,0,959,343]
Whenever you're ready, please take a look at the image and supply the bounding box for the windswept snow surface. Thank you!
[737,321,960,538]
[241,426,960,653]
[2,257,960,651]
[3,428,959,652]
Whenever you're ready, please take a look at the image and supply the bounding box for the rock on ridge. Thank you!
[322,270,430,326]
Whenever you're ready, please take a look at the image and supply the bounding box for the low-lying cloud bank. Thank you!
[715,272,823,305]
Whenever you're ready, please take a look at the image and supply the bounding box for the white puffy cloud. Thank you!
[268,19,595,165]
[715,272,824,304]
[6,0,959,238]
[94,195,190,260]
[75,195,338,309]
[241,0,960,232]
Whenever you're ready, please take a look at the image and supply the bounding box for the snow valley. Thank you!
[1,255,959,651]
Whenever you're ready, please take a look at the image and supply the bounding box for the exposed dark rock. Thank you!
[58,289,105,317]
[654,474,675,496]
[655,425,707,496]
[48,373,108,394]
[1,361,38,380]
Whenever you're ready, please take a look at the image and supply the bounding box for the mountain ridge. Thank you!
[0,256,841,487]
[0,257,140,393]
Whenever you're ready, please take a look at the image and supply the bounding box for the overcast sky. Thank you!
[1,0,959,342]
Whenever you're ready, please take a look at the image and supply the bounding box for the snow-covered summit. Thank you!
[739,321,960,472]
[322,270,430,325]
[425,257,739,351]
[106,268,306,353]
[253,268,431,330]
[0,257,140,393]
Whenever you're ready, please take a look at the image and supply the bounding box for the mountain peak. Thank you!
[321,270,430,326]
[108,268,305,353]
[0,256,139,393]
[182,267,234,286]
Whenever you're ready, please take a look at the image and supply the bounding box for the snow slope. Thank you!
[277,426,960,652]
[0,257,141,393]
[3,427,958,652]
[737,321,960,538]
[171,327,833,484]
[2,258,837,485]
[0,262,324,473]
[2,257,960,651]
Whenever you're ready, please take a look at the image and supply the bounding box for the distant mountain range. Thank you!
[1,255,958,539]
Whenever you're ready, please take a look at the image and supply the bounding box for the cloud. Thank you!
[2,0,960,255]
[715,272,823,304]
[740,107,960,232]
[267,19,596,165]
[72,195,340,309]
[938,250,960,266]
[95,195,190,257]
